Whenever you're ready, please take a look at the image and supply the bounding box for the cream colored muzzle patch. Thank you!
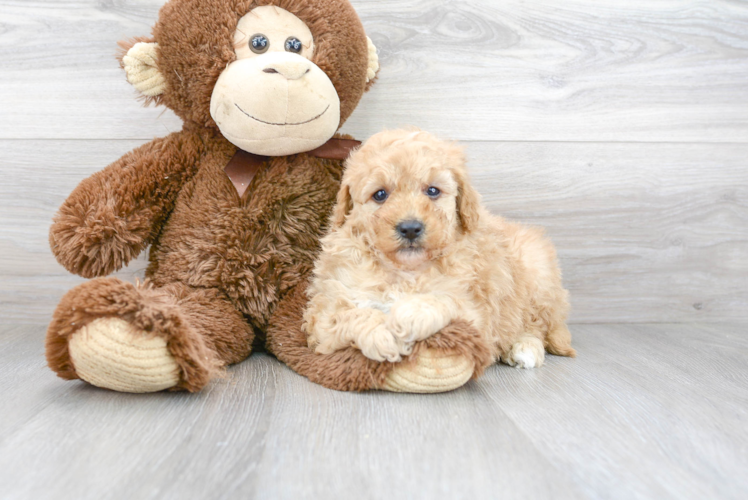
[210,52,341,156]
[68,317,180,393]
[381,349,475,393]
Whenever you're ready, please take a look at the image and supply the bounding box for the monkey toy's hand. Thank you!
[49,134,199,278]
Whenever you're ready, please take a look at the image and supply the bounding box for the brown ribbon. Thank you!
[224,138,361,197]
[306,138,362,161]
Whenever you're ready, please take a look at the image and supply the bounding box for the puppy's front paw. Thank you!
[307,332,320,351]
[357,325,413,363]
[309,327,349,356]
[387,296,450,343]
[310,336,338,355]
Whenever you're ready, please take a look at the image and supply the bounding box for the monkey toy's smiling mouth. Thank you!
[234,103,330,126]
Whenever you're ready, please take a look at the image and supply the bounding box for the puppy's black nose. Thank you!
[397,220,424,241]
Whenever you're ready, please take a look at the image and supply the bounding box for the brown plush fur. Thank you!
[46,0,491,392]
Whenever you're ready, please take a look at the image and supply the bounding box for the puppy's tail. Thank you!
[545,325,576,358]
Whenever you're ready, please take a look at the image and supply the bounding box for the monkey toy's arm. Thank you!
[49,131,203,278]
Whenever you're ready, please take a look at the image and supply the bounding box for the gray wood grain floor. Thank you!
[1,323,746,500]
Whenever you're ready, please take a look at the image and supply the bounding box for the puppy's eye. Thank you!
[426,186,441,198]
[285,36,303,53]
[372,189,388,203]
[250,34,269,54]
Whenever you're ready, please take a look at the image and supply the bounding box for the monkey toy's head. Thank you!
[120,0,379,156]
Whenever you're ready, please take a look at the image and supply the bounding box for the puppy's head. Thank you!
[333,129,481,269]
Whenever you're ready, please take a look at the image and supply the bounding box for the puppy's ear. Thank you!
[455,169,481,233]
[331,184,353,228]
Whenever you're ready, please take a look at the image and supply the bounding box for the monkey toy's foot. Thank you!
[46,277,223,393]
[67,317,180,393]
[381,349,476,393]
[380,320,492,393]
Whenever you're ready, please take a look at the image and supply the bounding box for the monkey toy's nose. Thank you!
[262,59,311,80]
[397,220,424,241]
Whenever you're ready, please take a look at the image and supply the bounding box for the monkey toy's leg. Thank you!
[46,277,254,393]
[266,283,493,393]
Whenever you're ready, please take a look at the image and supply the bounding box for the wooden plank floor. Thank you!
[1,323,746,500]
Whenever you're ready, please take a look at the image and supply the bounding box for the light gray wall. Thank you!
[1,0,746,324]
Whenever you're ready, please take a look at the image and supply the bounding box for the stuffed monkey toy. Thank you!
[46,0,492,394]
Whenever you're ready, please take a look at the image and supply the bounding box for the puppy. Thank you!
[303,129,575,368]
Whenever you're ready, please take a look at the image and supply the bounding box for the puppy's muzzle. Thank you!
[396,219,424,242]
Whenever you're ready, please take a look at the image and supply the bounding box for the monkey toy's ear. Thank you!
[365,36,380,90]
[118,39,167,102]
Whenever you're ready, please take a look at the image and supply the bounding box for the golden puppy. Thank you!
[303,129,575,368]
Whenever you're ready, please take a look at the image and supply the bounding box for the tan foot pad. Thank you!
[68,317,180,393]
[381,349,475,393]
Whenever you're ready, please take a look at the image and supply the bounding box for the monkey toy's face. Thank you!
[120,0,379,158]
[210,6,341,156]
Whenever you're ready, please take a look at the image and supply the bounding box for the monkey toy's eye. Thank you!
[250,34,269,54]
[372,189,388,203]
[285,37,303,53]
[426,186,441,198]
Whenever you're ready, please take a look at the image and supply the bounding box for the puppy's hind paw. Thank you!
[502,336,545,369]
